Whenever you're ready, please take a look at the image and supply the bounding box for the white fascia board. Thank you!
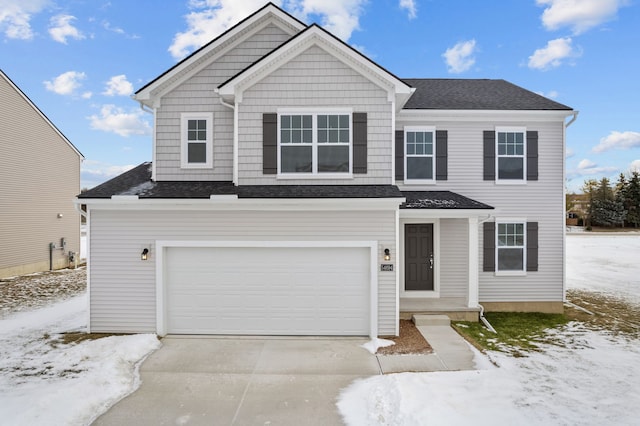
[218,26,412,102]
[399,209,495,219]
[77,197,405,211]
[134,6,305,106]
[397,109,575,123]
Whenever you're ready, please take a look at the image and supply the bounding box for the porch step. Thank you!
[412,314,451,327]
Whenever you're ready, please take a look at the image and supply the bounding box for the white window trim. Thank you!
[495,217,527,276]
[181,112,213,169]
[495,126,526,185]
[404,126,436,185]
[277,108,353,178]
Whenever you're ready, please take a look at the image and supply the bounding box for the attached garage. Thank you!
[157,242,376,336]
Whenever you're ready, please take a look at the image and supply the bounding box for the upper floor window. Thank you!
[278,110,351,175]
[405,127,435,183]
[181,112,213,169]
[496,127,526,181]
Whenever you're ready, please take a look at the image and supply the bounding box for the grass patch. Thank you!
[452,312,569,357]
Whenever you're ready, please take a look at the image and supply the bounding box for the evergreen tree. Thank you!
[581,179,598,228]
[625,171,640,227]
[591,199,626,227]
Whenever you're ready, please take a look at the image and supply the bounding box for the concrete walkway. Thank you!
[93,326,475,426]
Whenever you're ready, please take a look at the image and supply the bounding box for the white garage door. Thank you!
[164,246,370,335]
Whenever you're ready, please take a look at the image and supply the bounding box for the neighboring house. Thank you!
[77,3,576,337]
[0,69,83,279]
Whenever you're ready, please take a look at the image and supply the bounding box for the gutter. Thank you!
[565,111,579,128]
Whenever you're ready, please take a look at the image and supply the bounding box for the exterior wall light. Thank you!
[141,248,149,261]
[384,248,391,261]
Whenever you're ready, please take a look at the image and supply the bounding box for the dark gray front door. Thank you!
[405,224,434,291]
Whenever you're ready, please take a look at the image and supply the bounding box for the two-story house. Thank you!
[77,3,576,337]
[1,69,83,279]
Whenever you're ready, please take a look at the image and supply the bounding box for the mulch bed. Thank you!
[376,319,433,355]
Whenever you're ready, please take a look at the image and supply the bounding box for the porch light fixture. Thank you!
[141,248,149,261]
[384,248,391,261]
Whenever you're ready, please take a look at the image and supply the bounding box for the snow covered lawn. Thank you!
[0,293,160,425]
[338,234,640,425]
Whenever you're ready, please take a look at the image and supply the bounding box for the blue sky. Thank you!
[1,0,639,191]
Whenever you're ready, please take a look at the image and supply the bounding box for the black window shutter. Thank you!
[395,130,404,181]
[527,131,538,181]
[483,131,495,181]
[483,222,496,272]
[263,113,277,174]
[435,130,448,180]
[352,112,367,174]
[527,222,539,271]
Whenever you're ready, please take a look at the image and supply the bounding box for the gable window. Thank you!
[181,113,213,168]
[278,110,351,175]
[404,127,435,182]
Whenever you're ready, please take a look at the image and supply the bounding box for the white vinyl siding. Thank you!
[397,115,565,303]
[87,208,397,335]
[237,45,392,185]
[439,219,469,299]
[154,24,292,181]
[0,73,82,278]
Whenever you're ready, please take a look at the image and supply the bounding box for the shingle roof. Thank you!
[401,191,494,210]
[402,79,572,110]
[78,163,403,199]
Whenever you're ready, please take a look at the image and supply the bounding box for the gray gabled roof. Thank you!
[402,79,572,110]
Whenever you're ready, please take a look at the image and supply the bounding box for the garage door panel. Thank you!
[165,246,370,335]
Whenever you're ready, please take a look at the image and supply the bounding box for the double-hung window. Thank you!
[496,127,526,181]
[181,112,213,168]
[279,110,351,175]
[405,127,435,182]
[496,222,526,272]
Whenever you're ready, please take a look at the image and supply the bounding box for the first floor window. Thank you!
[181,113,213,168]
[497,222,525,271]
[405,127,435,182]
[279,111,351,174]
[496,128,525,180]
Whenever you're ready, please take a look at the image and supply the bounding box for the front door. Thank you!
[405,224,434,291]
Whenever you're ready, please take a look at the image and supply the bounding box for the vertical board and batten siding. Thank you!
[237,45,393,185]
[154,24,292,181]
[89,209,397,335]
[438,219,469,299]
[396,118,565,302]
[0,75,81,278]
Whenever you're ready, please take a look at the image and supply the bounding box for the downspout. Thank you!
[477,214,497,333]
[563,111,578,304]
[218,96,237,185]
[565,111,579,128]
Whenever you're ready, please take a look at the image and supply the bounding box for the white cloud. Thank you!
[528,37,579,70]
[169,0,281,60]
[442,39,477,74]
[399,0,417,19]
[537,90,559,99]
[537,0,622,34]
[592,131,640,153]
[566,147,575,158]
[48,14,84,44]
[81,91,92,99]
[0,0,48,39]
[102,75,133,97]
[43,71,87,96]
[81,160,136,188]
[287,0,367,42]
[567,158,618,179]
[631,160,640,172]
[88,104,152,137]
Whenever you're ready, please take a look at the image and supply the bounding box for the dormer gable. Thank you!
[133,3,306,108]
[216,24,414,111]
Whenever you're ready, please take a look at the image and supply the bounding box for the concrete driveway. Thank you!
[93,337,380,426]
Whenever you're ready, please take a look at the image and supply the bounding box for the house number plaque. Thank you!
[380,264,394,272]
